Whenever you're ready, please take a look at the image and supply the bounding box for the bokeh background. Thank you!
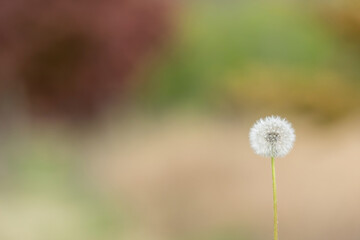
[1,0,360,239]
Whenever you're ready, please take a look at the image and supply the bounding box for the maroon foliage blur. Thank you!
[0,0,171,119]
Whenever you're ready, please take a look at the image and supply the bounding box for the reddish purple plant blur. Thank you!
[0,0,171,118]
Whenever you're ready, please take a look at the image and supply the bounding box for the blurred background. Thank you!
[1,0,360,239]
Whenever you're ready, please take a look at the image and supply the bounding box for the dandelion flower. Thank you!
[249,116,295,158]
[249,116,295,240]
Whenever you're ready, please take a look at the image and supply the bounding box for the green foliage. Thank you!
[139,1,338,110]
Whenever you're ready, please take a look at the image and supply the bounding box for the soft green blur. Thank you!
[139,0,360,122]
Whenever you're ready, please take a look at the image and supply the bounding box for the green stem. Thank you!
[271,157,279,240]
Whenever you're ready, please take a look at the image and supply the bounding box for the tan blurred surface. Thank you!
[83,112,360,240]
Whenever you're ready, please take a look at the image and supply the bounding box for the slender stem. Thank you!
[271,156,279,240]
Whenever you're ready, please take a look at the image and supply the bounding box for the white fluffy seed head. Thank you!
[249,116,295,158]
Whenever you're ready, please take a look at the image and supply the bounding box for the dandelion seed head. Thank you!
[249,116,295,158]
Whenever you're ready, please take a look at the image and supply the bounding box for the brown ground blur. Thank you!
[81,112,360,240]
